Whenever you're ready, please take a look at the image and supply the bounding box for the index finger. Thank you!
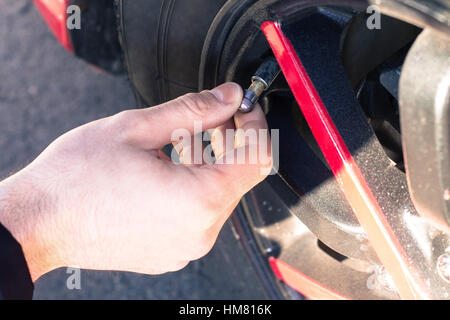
[234,103,268,133]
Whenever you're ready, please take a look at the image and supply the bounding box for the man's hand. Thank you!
[0,83,272,281]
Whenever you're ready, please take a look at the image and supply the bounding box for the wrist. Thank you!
[0,171,61,282]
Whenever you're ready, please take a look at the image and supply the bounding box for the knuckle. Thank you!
[192,207,218,231]
[177,91,217,119]
[112,110,147,143]
[189,236,215,260]
[114,109,136,125]
[193,183,225,222]
[167,261,190,272]
[188,196,221,232]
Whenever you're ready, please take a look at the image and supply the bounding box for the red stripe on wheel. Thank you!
[269,257,349,300]
[262,21,431,300]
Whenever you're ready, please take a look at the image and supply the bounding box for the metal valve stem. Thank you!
[239,57,281,113]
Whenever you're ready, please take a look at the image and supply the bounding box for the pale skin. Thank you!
[0,83,272,282]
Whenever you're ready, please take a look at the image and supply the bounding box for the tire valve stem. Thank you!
[239,57,281,113]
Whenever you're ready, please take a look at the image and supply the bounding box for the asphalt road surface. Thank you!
[0,0,266,299]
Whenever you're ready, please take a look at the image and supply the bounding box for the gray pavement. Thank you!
[0,0,266,299]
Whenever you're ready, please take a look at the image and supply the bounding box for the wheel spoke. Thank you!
[262,20,439,299]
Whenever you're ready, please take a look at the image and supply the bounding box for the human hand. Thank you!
[0,83,272,281]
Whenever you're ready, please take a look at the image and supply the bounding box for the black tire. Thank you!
[115,0,227,107]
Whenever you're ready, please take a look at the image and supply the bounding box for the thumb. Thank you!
[138,83,242,149]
